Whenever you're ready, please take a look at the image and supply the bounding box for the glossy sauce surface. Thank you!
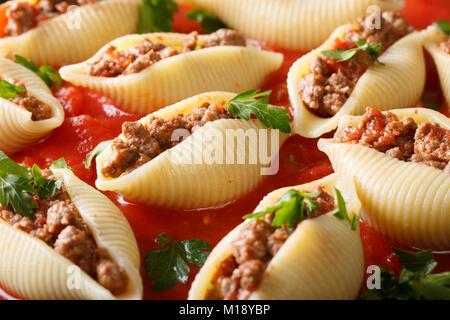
[2,0,450,300]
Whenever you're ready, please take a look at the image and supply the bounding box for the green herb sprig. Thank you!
[186,9,227,33]
[136,0,179,33]
[361,248,450,300]
[14,55,62,89]
[0,80,25,99]
[85,140,113,169]
[145,233,212,292]
[227,90,292,134]
[321,39,384,65]
[332,188,359,231]
[435,20,450,35]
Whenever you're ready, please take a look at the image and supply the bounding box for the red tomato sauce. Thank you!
[1,0,450,300]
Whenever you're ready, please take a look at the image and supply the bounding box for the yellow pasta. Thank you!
[424,25,450,105]
[318,108,450,250]
[177,0,405,50]
[0,57,64,153]
[59,33,283,114]
[287,27,426,138]
[188,174,365,300]
[95,92,290,208]
[0,168,142,300]
[0,0,141,65]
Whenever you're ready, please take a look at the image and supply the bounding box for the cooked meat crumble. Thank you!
[0,170,128,295]
[298,11,412,118]
[336,108,450,173]
[4,0,100,37]
[440,38,450,54]
[209,187,335,300]
[101,102,233,178]
[87,28,246,77]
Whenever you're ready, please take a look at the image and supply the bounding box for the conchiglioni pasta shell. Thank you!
[0,0,141,65]
[95,92,289,208]
[318,108,450,250]
[176,0,404,51]
[0,57,64,153]
[424,26,450,105]
[287,27,426,138]
[59,33,283,114]
[0,168,142,300]
[188,174,365,300]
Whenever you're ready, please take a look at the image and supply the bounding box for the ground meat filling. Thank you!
[298,11,411,118]
[211,187,335,300]
[4,0,99,37]
[336,108,450,173]
[87,28,246,77]
[8,81,53,121]
[440,38,450,54]
[0,170,128,295]
[101,102,233,178]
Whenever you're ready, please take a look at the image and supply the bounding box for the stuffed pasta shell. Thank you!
[188,174,365,300]
[59,30,283,114]
[424,24,450,105]
[0,157,142,299]
[0,57,64,153]
[177,0,405,51]
[287,11,426,138]
[318,107,450,250]
[95,91,290,208]
[0,0,141,65]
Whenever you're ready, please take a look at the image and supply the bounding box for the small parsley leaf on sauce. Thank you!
[145,233,212,292]
[321,39,384,65]
[50,158,73,172]
[243,189,319,228]
[136,0,179,33]
[332,188,359,231]
[85,140,113,169]
[421,96,441,110]
[227,89,292,134]
[287,154,296,163]
[361,248,450,300]
[436,20,450,35]
[185,9,227,33]
[0,80,25,99]
[14,55,62,89]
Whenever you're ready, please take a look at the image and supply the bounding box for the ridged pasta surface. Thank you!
[0,0,141,65]
[318,108,450,250]
[0,57,64,153]
[0,169,142,299]
[287,27,426,138]
[60,33,283,114]
[424,26,450,105]
[95,92,289,208]
[188,174,365,300]
[176,0,404,50]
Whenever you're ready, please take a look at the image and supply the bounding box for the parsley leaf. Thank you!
[361,248,450,300]
[243,189,319,228]
[333,188,359,230]
[421,96,441,110]
[30,164,62,199]
[186,9,227,33]
[436,20,450,35]
[85,140,113,169]
[136,0,179,33]
[50,158,72,171]
[0,80,25,99]
[321,39,384,65]
[14,55,62,89]
[145,233,212,292]
[227,90,292,134]
[287,154,296,164]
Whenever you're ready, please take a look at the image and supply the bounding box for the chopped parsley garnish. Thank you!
[321,39,385,65]
[227,89,292,134]
[361,248,450,300]
[136,0,179,33]
[186,9,227,33]
[436,20,450,35]
[145,233,212,292]
[421,96,441,110]
[243,189,319,228]
[14,55,62,89]
[287,154,296,164]
[85,140,113,169]
[50,158,72,171]
[0,80,25,99]
[0,151,64,218]
[332,188,359,231]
